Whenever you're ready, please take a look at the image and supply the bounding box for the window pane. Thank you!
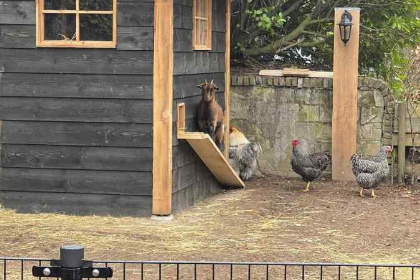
[80,14,113,41]
[196,19,207,45]
[44,13,76,40]
[80,0,112,11]
[196,0,207,17]
[44,0,75,10]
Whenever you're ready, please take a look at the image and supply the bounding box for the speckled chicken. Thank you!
[350,146,392,198]
[229,127,261,181]
[291,139,331,192]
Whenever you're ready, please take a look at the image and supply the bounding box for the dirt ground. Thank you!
[1,176,420,264]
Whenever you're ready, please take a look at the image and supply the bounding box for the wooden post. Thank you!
[332,8,360,181]
[223,0,231,159]
[152,0,173,216]
[398,103,406,183]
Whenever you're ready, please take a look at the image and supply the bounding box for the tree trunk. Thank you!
[398,103,406,183]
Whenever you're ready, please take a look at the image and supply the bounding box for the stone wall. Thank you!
[230,74,395,176]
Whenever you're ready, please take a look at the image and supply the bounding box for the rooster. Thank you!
[291,139,331,192]
[350,146,392,198]
[229,127,261,181]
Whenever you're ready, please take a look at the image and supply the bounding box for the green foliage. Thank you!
[232,0,420,76]
[245,8,286,34]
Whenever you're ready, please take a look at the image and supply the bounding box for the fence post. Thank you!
[398,103,406,183]
[32,245,113,280]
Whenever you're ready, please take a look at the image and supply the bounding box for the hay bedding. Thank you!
[1,176,420,267]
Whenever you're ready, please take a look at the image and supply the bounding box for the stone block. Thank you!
[319,105,332,123]
[303,78,311,87]
[249,76,256,86]
[310,78,318,88]
[298,78,303,88]
[291,77,298,87]
[238,75,244,85]
[298,105,319,122]
[359,123,382,140]
[373,89,385,107]
[323,78,329,88]
[294,89,319,105]
[360,106,383,124]
[316,78,324,88]
[231,76,239,85]
[313,123,332,140]
[256,76,263,85]
[243,76,250,86]
[285,77,293,87]
[279,77,286,86]
[274,77,279,86]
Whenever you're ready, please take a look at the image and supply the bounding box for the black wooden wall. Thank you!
[172,0,226,211]
[0,0,155,215]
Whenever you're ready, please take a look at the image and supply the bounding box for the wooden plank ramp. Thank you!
[177,103,245,188]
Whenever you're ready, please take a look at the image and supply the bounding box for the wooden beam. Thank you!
[259,70,333,78]
[398,103,406,183]
[177,103,186,135]
[282,68,310,77]
[332,8,360,181]
[152,0,173,216]
[177,104,244,188]
[223,0,231,159]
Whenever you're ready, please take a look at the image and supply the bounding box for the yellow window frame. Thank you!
[192,0,212,50]
[36,0,117,48]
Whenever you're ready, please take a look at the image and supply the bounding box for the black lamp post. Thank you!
[338,10,353,45]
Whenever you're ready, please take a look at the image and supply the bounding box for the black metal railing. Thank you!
[1,247,419,280]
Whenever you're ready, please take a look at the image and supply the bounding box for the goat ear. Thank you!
[197,83,205,89]
[213,83,220,90]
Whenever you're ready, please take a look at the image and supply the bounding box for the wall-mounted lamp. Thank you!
[338,10,353,45]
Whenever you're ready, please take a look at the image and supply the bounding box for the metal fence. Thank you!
[2,258,420,280]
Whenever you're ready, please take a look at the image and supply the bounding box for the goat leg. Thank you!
[215,124,225,151]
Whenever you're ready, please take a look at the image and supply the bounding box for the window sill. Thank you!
[37,41,116,48]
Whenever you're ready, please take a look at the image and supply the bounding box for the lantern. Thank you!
[338,10,353,45]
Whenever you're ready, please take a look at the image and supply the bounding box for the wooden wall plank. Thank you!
[1,121,152,147]
[172,161,197,193]
[0,73,153,99]
[0,49,153,74]
[0,1,35,25]
[173,52,225,75]
[0,191,152,216]
[117,27,154,50]
[0,25,35,48]
[212,0,225,32]
[0,168,152,195]
[118,2,154,27]
[173,72,225,98]
[153,0,173,216]
[0,97,153,123]
[174,4,192,29]
[2,144,153,171]
[332,8,360,181]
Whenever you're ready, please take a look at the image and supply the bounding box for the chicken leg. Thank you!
[371,189,377,198]
[301,182,310,192]
[359,188,365,197]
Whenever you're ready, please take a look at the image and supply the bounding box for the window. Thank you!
[192,0,212,50]
[36,0,117,48]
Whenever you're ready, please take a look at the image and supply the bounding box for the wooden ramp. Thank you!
[177,103,245,188]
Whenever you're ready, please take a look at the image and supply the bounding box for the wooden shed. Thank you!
[0,0,243,216]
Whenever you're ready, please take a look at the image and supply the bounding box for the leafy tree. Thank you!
[232,0,420,75]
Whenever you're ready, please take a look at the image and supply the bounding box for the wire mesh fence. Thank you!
[1,258,420,280]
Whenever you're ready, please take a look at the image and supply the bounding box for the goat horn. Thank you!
[210,79,214,84]
[205,79,208,84]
